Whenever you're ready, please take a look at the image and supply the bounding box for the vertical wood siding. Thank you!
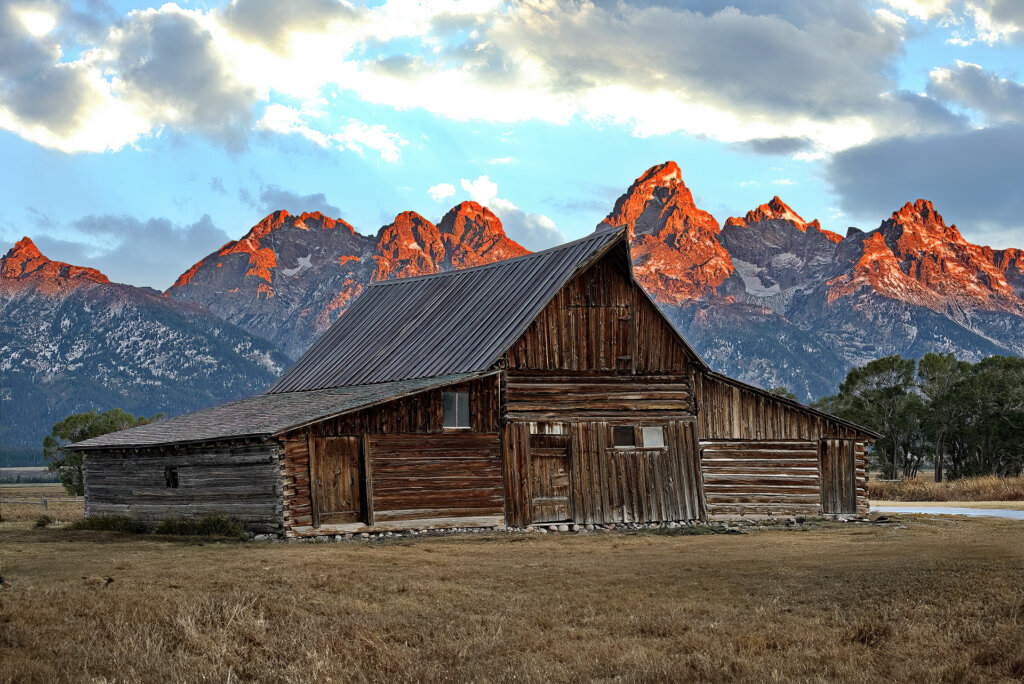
[506,250,695,373]
[278,375,500,533]
[502,419,703,527]
[820,439,869,515]
[83,442,283,533]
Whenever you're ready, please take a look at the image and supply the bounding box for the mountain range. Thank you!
[4,161,1023,455]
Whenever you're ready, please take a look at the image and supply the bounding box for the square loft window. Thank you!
[642,426,666,448]
[612,426,636,447]
[442,391,470,429]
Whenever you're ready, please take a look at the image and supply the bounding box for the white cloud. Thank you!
[256,103,406,161]
[460,175,563,250]
[0,0,976,157]
[427,182,455,201]
[773,178,795,185]
[879,0,955,21]
[967,1,1024,44]
[14,7,57,36]
[460,175,500,204]
[334,119,406,162]
[882,0,1024,44]
[928,61,1024,123]
[257,103,331,146]
[488,156,515,164]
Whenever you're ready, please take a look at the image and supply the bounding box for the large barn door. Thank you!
[819,439,857,514]
[529,433,572,523]
[311,435,364,525]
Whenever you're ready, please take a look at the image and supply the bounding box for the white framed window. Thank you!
[642,426,665,448]
[442,391,470,429]
[609,425,667,449]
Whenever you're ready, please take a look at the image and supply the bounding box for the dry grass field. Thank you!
[0,483,83,523]
[872,500,1024,510]
[869,475,1024,502]
[1,517,1022,683]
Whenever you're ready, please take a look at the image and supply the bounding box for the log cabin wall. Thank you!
[277,375,502,536]
[500,248,706,527]
[83,441,283,534]
[695,372,870,516]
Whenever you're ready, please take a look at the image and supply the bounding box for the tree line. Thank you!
[812,354,1024,480]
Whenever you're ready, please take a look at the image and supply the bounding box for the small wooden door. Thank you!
[529,433,572,523]
[311,435,363,525]
[819,439,857,514]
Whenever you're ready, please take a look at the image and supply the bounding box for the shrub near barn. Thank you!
[44,409,161,495]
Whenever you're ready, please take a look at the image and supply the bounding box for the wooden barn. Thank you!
[71,228,877,536]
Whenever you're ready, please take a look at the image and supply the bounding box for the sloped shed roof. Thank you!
[269,228,634,392]
[69,373,488,450]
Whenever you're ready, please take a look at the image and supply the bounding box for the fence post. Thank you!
[43,497,48,510]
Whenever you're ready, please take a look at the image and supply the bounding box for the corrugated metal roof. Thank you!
[68,373,488,450]
[269,228,628,393]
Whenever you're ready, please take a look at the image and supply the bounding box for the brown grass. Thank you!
[2,517,1023,683]
[0,483,67,498]
[870,474,1024,502]
[0,483,83,523]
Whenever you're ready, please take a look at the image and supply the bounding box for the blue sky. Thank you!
[1,0,1023,288]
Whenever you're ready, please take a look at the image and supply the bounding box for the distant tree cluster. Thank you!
[814,354,1024,480]
[44,409,161,495]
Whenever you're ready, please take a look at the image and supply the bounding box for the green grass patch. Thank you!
[153,514,248,540]
[70,515,149,534]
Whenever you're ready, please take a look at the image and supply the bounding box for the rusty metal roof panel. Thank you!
[68,373,488,450]
[268,228,627,393]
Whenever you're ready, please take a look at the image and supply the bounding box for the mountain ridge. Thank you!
[1,239,291,452]
[6,162,1024,455]
[164,201,528,358]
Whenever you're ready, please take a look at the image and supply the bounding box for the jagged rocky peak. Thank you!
[880,199,967,247]
[437,201,529,268]
[240,209,356,243]
[826,199,1023,315]
[597,162,732,305]
[438,200,500,240]
[725,196,842,244]
[725,196,804,228]
[170,210,367,291]
[2,236,110,284]
[372,211,446,280]
[598,161,718,239]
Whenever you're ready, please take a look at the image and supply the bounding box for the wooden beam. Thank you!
[363,432,374,526]
[307,431,320,529]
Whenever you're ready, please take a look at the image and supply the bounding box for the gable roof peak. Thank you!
[268,227,633,392]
